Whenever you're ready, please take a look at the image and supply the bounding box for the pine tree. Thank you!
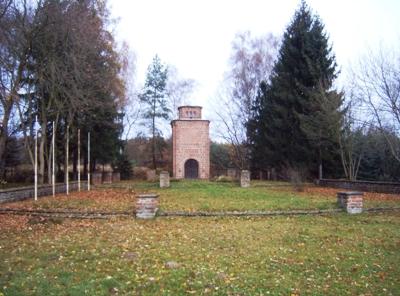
[250,1,343,177]
[139,55,170,169]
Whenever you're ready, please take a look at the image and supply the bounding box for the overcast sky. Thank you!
[110,0,400,123]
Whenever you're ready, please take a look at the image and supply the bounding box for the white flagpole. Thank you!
[52,121,55,197]
[66,125,69,195]
[78,128,81,192]
[88,132,90,191]
[34,116,38,201]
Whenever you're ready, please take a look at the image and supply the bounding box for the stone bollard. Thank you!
[92,172,103,185]
[240,170,250,188]
[112,172,121,182]
[135,194,159,219]
[337,192,364,214]
[102,172,112,184]
[160,171,170,188]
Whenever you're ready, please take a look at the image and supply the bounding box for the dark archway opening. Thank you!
[184,159,199,179]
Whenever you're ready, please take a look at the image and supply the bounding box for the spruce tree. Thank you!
[250,1,343,177]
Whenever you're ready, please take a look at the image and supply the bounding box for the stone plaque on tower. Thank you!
[171,106,210,179]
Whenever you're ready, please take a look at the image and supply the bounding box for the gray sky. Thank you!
[110,0,400,122]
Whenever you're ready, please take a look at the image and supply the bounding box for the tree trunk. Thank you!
[0,135,6,179]
[83,149,88,180]
[47,145,52,184]
[0,102,12,178]
[152,112,156,169]
[1,47,27,178]
[73,148,77,180]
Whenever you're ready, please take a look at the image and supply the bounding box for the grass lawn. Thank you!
[3,180,399,212]
[0,212,399,295]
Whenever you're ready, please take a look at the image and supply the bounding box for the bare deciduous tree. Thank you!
[214,31,279,169]
[0,0,11,20]
[352,46,400,162]
[119,42,140,140]
[338,100,366,181]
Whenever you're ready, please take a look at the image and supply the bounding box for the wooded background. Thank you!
[1,0,399,184]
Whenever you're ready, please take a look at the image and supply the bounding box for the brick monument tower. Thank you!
[171,106,210,179]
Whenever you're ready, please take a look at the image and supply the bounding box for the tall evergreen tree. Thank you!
[139,55,170,169]
[250,1,343,177]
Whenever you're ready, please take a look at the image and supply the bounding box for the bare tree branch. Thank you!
[213,31,279,169]
[352,45,400,162]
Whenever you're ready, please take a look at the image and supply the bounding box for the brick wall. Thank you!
[0,181,88,204]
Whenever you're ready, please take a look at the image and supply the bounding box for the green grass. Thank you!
[5,180,399,212]
[364,199,400,209]
[133,180,399,212]
[0,212,399,295]
[132,180,337,212]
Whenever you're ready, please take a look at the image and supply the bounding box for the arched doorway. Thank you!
[184,159,199,179]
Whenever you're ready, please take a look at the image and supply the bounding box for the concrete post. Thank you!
[240,170,250,188]
[160,171,170,188]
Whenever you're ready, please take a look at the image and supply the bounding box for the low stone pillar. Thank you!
[92,172,103,185]
[160,171,170,188]
[240,170,250,188]
[102,172,112,184]
[337,192,364,214]
[136,194,159,219]
[146,170,156,182]
[112,172,121,182]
